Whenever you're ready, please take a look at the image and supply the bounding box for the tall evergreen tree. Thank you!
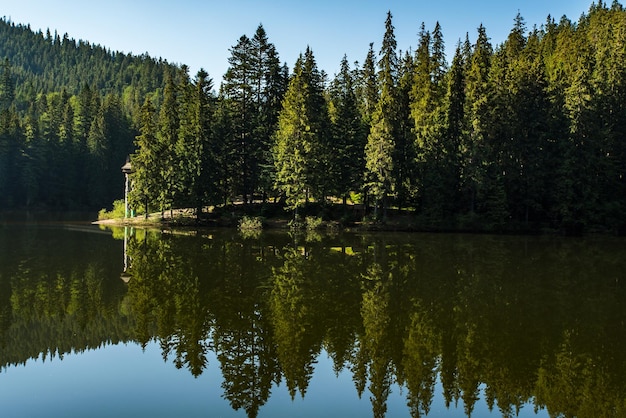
[463,24,493,215]
[222,34,256,204]
[364,11,398,219]
[251,25,287,199]
[130,97,159,217]
[394,50,416,209]
[86,97,108,207]
[411,22,450,222]
[356,43,379,126]
[329,55,366,204]
[157,68,180,216]
[222,26,286,204]
[101,94,132,205]
[274,48,331,214]
[442,43,467,217]
[175,67,216,216]
[273,55,310,214]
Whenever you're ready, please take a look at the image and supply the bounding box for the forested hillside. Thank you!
[0,17,176,209]
[2,1,626,234]
[0,18,168,110]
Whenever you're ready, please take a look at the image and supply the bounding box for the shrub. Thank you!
[238,216,263,231]
[305,216,323,230]
[349,192,363,204]
[98,199,127,220]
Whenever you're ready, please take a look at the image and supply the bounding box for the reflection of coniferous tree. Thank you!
[172,277,212,377]
[127,232,213,376]
[126,232,162,348]
[3,226,626,418]
[535,329,626,418]
[0,226,133,368]
[402,303,439,417]
[212,240,279,418]
[455,290,485,416]
[318,247,362,375]
[360,263,393,418]
[270,247,323,399]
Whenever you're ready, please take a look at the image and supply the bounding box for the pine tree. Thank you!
[274,55,310,214]
[364,11,398,219]
[21,102,43,207]
[222,27,286,204]
[101,93,133,206]
[223,34,256,204]
[130,97,159,218]
[86,98,108,207]
[356,43,379,126]
[251,25,287,199]
[301,47,333,199]
[463,24,493,215]
[174,65,196,209]
[411,22,450,222]
[274,48,331,214]
[157,68,180,216]
[442,44,466,217]
[394,50,415,209]
[175,67,216,217]
[329,55,366,204]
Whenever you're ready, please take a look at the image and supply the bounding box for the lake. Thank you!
[0,217,625,417]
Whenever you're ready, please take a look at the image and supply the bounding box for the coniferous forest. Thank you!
[1,1,626,233]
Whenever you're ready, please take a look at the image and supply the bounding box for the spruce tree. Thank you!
[442,44,466,217]
[274,55,309,214]
[274,48,331,214]
[394,50,416,209]
[176,67,216,217]
[329,55,366,205]
[411,22,450,222]
[251,24,287,200]
[157,68,180,216]
[223,34,256,204]
[364,11,398,219]
[463,24,493,215]
[356,43,379,126]
[130,97,159,218]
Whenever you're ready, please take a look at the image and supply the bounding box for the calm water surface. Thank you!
[0,217,625,417]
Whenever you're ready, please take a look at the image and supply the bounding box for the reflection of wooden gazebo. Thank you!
[120,226,132,283]
[121,158,133,218]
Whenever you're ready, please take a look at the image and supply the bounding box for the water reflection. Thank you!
[1,225,625,417]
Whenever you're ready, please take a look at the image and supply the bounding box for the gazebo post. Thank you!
[121,158,133,219]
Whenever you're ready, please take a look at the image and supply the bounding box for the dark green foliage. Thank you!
[0,17,168,118]
[273,48,332,213]
[2,4,626,233]
[221,25,287,204]
[130,97,159,217]
[328,56,367,203]
[0,18,173,210]
[364,11,399,218]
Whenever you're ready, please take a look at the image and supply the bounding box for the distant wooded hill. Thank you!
[0,17,170,112]
[0,17,175,209]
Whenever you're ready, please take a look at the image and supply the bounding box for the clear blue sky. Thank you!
[3,0,595,85]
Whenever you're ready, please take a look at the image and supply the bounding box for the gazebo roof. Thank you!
[121,161,133,174]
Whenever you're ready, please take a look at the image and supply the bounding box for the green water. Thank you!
[1,219,625,417]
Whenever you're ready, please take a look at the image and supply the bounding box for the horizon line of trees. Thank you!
[1,1,626,233]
